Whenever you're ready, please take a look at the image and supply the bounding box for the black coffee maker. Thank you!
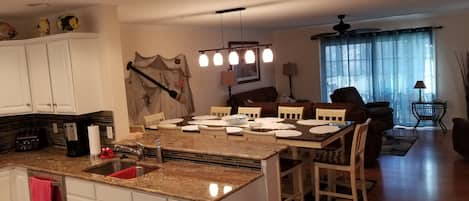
[64,120,90,157]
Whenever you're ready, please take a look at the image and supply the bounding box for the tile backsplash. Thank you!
[0,111,114,152]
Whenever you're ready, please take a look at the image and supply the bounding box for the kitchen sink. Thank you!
[84,160,158,179]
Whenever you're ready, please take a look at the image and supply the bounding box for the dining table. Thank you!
[145,116,355,150]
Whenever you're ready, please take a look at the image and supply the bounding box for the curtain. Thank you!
[321,31,435,125]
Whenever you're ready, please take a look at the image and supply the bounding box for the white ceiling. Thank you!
[2,0,469,29]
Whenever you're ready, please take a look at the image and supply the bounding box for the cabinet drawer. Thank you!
[65,177,95,199]
[67,194,95,201]
[133,191,167,201]
[96,183,132,201]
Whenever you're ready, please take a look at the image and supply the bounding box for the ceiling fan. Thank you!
[310,15,381,40]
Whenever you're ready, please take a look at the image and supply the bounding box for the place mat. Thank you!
[275,130,302,137]
[192,115,219,120]
[188,120,249,128]
[254,117,284,123]
[159,118,184,124]
[297,119,330,126]
[252,122,296,130]
[309,125,340,134]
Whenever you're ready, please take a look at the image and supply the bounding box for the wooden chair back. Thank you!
[242,130,277,143]
[210,106,232,117]
[238,107,262,119]
[316,108,346,122]
[350,118,371,166]
[278,106,304,120]
[143,112,166,126]
[129,125,145,133]
[157,124,181,135]
[199,126,228,140]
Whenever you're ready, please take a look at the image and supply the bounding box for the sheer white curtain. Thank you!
[321,31,436,125]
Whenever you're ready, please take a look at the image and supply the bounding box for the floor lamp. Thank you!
[283,62,298,99]
[222,70,237,100]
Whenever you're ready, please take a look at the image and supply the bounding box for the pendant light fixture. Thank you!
[199,52,209,67]
[262,46,273,63]
[228,50,239,65]
[198,7,274,67]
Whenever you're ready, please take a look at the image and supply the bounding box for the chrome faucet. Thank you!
[113,143,145,161]
[155,138,163,163]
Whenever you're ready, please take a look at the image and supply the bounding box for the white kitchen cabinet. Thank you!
[26,42,54,113]
[65,177,96,200]
[95,183,132,201]
[67,194,95,201]
[0,45,32,115]
[11,168,30,201]
[0,169,12,201]
[133,191,167,201]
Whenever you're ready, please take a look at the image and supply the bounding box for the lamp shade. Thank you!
[213,52,223,66]
[228,50,239,65]
[199,53,209,67]
[414,80,426,89]
[283,62,298,76]
[244,49,256,64]
[221,70,236,86]
[262,47,273,63]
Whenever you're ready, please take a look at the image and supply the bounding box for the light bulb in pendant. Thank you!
[244,49,255,64]
[262,47,273,63]
[199,52,209,67]
[213,52,223,66]
[228,50,239,65]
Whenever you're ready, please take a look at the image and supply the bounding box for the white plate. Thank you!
[157,124,177,128]
[309,125,341,135]
[226,127,243,134]
[159,118,184,124]
[297,119,330,126]
[260,122,296,130]
[181,125,207,132]
[275,130,302,137]
[147,125,158,130]
[192,115,219,120]
[254,117,284,123]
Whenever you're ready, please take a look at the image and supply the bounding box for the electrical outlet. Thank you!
[52,123,58,133]
[106,126,113,139]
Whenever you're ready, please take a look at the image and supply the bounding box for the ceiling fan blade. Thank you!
[310,32,337,40]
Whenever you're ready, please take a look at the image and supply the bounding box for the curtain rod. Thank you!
[313,26,443,40]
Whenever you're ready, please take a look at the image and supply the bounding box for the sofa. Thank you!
[228,86,386,166]
[452,118,469,159]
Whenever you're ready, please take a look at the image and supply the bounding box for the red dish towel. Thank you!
[29,177,62,201]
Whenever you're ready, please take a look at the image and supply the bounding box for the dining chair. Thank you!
[157,124,181,135]
[143,112,166,127]
[313,119,371,201]
[241,130,304,201]
[316,108,346,122]
[237,107,262,119]
[129,125,145,133]
[199,126,228,140]
[278,106,304,120]
[210,106,232,117]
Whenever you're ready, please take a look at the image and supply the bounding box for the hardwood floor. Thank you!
[367,128,469,201]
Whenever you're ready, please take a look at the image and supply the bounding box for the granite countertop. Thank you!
[117,133,288,160]
[0,148,262,201]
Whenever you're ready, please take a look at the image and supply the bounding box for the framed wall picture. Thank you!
[229,41,261,84]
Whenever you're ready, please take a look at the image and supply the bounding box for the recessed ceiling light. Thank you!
[27,3,51,8]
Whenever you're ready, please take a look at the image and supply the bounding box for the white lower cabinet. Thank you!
[11,168,30,201]
[132,191,167,201]
[0,169,12,201]
[67,194,95,201]
[95,184,132,201]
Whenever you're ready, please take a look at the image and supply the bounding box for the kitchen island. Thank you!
[0,133,287,201]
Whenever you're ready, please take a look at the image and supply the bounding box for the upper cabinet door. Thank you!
[47,40,76,113]
[26,43,54,113]
[0,45,32,115]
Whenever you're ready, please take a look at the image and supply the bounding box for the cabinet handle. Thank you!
[26,103,31,107]
[53,103,57,107]
[46,103,52,107]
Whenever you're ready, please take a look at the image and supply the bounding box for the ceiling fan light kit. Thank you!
[198,7,274,67]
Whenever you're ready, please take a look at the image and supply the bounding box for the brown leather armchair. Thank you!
[452,118,469,159]
[330,87,394,167]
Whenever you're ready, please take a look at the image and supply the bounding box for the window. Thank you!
[321,31,435,125]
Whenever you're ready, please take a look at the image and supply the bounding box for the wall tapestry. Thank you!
[125,52,195,124]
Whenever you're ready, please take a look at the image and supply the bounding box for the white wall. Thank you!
[120,24,275,115]
[273,9,469,126]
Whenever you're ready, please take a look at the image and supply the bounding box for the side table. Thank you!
[411,102,447,133]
